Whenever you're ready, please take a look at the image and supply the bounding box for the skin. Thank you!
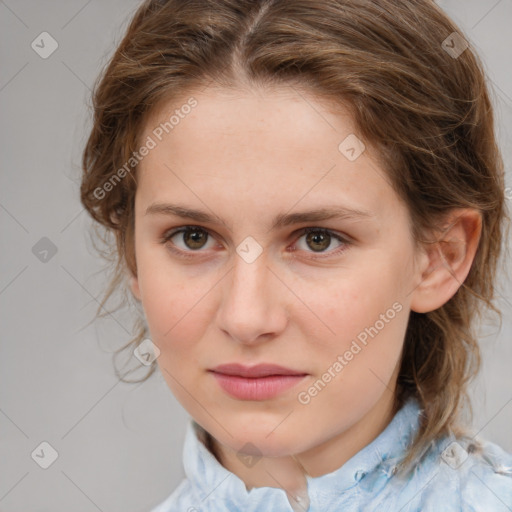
[130,84,481,500]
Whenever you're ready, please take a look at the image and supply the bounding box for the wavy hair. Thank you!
[80,0,508,476]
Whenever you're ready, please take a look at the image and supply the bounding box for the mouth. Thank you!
[208,363,308,400]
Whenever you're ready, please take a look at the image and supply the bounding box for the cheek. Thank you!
[297,260,409,393]
[303,262,406,341]
[139,268,210,398]
[136,251,205,340]
[143,285,205,343]
[296,284,408,429]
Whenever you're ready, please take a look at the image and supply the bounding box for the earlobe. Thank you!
[410,209,482,314]
[130,275,141,301]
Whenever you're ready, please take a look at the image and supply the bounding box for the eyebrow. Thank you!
[144,203,373,231]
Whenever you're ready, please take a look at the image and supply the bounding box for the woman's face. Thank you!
[131,85,424,459]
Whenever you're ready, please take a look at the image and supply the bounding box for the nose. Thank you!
[215,250,288,346]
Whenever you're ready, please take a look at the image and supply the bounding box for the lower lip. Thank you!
[210,372,307,400]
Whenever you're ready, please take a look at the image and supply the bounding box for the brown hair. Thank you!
[80,0,508,477]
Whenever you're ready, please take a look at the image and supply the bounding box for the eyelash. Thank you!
[159,225,351,260]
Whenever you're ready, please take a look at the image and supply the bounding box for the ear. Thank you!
[130,275,141,301]
[410,208,482,314]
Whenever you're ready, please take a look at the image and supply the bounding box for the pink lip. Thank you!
[209,363,308,400]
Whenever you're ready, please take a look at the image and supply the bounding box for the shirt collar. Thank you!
[183,396,422,508]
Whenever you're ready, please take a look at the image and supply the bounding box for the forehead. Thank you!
[141,85,357,155]
[136,86,397,220]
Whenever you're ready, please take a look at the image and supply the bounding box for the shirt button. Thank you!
[355,470,366,481]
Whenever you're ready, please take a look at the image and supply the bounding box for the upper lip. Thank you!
[210,363,307,378]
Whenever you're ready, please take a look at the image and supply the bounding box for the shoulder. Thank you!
[454,436,512,512]
[392,434,512,512]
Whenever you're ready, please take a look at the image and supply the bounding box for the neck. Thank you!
[206,390,398,495]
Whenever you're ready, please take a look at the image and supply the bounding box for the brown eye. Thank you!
[292,227,349,258]
[163,226,215,252]
[305,230,331,252]
[182,227,208,249]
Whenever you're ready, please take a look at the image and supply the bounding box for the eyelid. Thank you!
[298,226,352,243]
[159,224,217,254]
[290,226,351,258]
[161,225,352,258]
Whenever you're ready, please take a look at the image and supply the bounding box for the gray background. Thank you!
[0,1,511,511]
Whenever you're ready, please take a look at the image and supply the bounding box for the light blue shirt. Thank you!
[151,397,512,511]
